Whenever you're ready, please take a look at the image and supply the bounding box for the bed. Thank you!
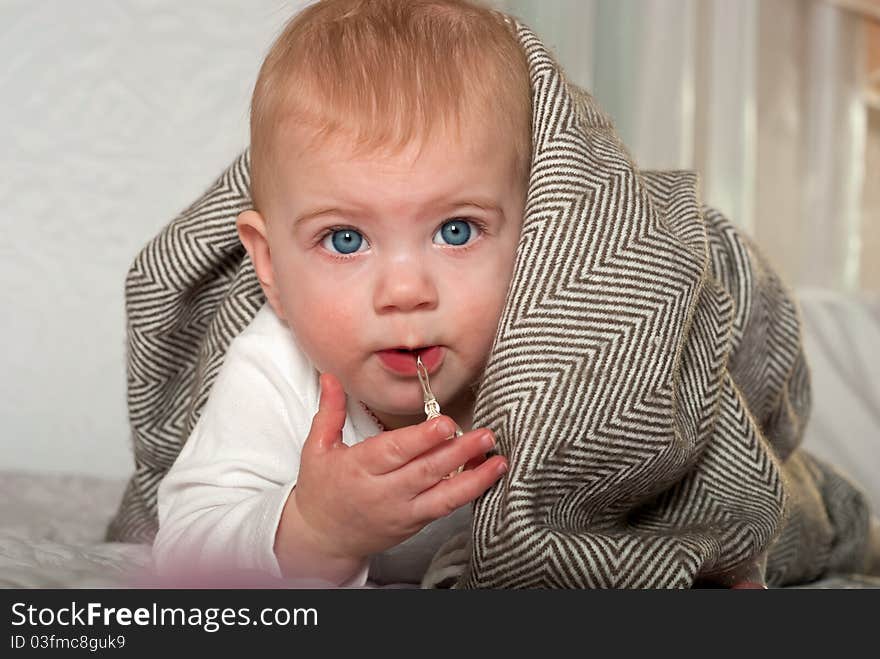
[1,288,877,589]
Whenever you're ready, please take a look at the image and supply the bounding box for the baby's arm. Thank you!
[152,337,330,584]
[272,373,507,584]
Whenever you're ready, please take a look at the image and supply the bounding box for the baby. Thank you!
[153,0,530,587]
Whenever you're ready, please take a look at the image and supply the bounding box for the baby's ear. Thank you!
[236,210,286,320]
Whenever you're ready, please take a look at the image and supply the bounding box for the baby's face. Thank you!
[252,117,526,430]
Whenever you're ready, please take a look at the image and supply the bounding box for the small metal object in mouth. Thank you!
[416,355,464,479]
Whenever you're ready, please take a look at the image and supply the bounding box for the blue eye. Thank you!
[434,219,476,246]
[322,228,366,255]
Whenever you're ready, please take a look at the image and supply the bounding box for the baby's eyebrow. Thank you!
[293,206,362,226]
[456,199,504,216]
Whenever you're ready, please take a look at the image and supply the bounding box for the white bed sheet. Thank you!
[0,471,151,588]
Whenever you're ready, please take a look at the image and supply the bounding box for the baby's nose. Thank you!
[373,258,439,313]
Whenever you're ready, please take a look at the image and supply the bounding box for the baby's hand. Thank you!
[275,372,507,580]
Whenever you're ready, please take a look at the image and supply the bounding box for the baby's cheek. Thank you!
[461,292,505,353]
[284,291,358,356]
[318,303,356,329]
[306,307,358,348]
[285,276,354,324]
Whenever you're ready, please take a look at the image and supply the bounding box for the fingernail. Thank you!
[435,418,455,437]
[480,431,495,450]
[497,461,508,476]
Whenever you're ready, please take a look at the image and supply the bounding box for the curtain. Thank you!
[496,0,878,293]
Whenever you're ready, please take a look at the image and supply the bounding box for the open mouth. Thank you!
[377,345,444,375]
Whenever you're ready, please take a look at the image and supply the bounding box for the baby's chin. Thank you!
[359,395,425,419]
[349,365,468,424]
[351,386,425,426]
[360,403,427,432]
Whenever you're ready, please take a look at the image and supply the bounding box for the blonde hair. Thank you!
[249,0,532,212]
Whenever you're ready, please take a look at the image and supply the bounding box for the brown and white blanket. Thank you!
[107,14,877,588]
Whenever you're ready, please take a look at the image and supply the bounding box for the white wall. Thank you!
[0,1,308,477]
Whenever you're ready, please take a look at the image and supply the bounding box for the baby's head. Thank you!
[237,0,531,431]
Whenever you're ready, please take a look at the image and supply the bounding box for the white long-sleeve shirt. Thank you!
[153,303,471,587]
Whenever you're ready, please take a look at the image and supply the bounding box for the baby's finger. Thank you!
[304,373,348,454]
[398,429,495,494]
[410,456,508,523]
[359,415,458,474]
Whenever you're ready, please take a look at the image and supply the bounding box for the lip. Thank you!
[376,346,444,376]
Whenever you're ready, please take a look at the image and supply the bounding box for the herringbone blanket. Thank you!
[108,16,876,587]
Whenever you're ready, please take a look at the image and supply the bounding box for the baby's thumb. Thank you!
[306,372,348,452]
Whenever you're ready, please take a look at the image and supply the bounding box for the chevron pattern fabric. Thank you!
[106,151,262,543]
[107,17,874,587]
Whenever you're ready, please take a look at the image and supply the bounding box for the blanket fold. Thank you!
[108,13,876,588]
